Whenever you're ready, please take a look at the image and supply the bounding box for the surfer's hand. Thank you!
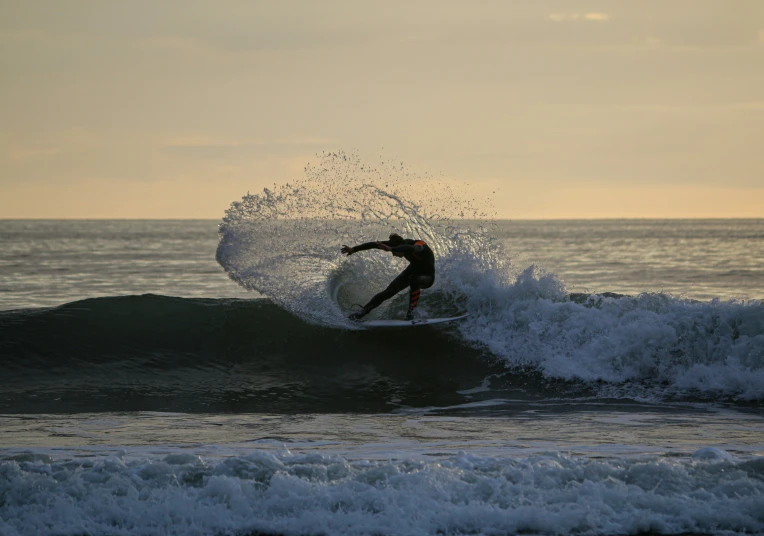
[376,242,392,252]
[341,245,355,256]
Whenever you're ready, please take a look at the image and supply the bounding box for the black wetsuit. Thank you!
[354,239,435,316]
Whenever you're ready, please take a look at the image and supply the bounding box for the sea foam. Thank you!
[451,264,764,401]
[2,449,763,536]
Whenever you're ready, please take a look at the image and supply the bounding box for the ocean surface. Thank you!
[1,213,763,535]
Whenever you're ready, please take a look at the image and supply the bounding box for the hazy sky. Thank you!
[1,0,762,218]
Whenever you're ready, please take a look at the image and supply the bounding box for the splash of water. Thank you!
[216,151,502,326]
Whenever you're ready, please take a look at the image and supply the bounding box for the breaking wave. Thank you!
[215,152,764,402]
[2,447,763,536]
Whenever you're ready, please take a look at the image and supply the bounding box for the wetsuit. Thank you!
[352,239,435,318]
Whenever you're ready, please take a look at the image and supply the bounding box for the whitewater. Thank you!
[1,152,764,535]
[215,151,764,403]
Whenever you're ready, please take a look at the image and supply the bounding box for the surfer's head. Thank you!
[388,233,404,256]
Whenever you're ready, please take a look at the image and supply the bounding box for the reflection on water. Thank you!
[0,219,762,310]
[498,219,764,300]
[3,404,764,460]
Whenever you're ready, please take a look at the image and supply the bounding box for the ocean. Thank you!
[2,200,764,534]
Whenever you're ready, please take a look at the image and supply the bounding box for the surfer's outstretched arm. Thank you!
[341,241,393,256]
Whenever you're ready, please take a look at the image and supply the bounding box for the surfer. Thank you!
[341,233,435,321]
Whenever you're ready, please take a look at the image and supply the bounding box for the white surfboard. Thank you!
[361,314,469,328]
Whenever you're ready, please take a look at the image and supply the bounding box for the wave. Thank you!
[2,287,763,414]
[215,152,764,403]
[2,447,763,536]
[455,264,764,402]
[0,295,498,414]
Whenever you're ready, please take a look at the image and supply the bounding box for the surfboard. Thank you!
[361,314,469,328]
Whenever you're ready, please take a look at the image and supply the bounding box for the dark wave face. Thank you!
[0,295,510,414]
[3,289,764,415]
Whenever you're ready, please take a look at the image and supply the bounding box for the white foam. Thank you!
[451,264,764,401]
[2,448,763,536]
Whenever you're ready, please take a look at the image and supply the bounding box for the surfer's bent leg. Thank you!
[360,268,412,315]
[407,275,434,319]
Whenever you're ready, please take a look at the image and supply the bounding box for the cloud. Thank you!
[548,12,609,22]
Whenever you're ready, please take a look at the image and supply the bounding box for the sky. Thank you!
[1,0,763,219]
